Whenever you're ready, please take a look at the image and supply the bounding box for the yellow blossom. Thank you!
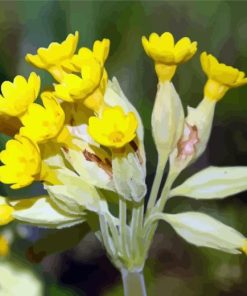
[72,38,110,68]
[201,52,247,101]
[142,32,197,81]
[83,69,108,111]
[0,235,9,256]
[0,203,14,226]
[93,38,110,66]
[25,32,79,81]
[20,91,65,144]
[88,106,138,148]
[54,58,103,110]
[0,136,42,189]
[241,240,247,255]
[0,72,40,117]
[53,38,109,111]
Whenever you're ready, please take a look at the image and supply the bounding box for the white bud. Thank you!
[151,81,184,160]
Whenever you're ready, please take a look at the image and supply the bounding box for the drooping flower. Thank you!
[19,91,65,144]
[54,38,110,112]
[142,32,197,81]
[0,72,40,117]
[201,52,247,100]
[0,136,42,189]
[25,32,79,81]
[54,58,102,103]
[88,106,138,148]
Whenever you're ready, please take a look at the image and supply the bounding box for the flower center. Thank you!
[109,131,124,143]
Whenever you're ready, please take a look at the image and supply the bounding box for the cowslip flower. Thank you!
[169,54,247,172]
[201,52,247,101]
[54,58,102,103]
[19,91,65,144]
[142,32,197,81]
[72,38,110,68]
[88,106,138,148]
[25,32,79,81]
[0,136,43,189]
[0,72,40,117]
[54,38,110,111]
[0,31,247,296]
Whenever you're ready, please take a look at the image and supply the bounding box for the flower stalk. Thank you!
[121,269,147,296]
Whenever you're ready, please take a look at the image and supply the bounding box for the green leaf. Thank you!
[11,196,84,229]
[149,212,246,254]
[46,180,108,215]
[170,166,247,199]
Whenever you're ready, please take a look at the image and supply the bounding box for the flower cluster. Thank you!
[0,31,247,283]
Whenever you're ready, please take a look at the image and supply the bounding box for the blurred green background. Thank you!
[1,0,247,295]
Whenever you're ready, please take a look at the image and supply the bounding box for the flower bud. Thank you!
[152,81,184,161]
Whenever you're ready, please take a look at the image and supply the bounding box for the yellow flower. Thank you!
[142,32,197,81]
[20,91,65,144]
[55,38,110,111]
[241,240,247,255]
[0,235,9,256]
[201,52,247,101]
[54,58,102,101]
[93,38,110,66]
[0,136,42,189]
[72,38,110,69]
[25,32,79,81]
[83,69,108,111]
[0,72,40,117]
[0,201,14,226]
[88,106,138,148]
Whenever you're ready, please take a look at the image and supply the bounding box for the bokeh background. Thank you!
[0,0,247,295]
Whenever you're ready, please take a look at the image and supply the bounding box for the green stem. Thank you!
[99,215,115,257]
[146,155,167,214]
[130,203,144,264]
[106,213,120,252]
[119,198,129,258]
[121,269,147,296]
[144,169,178,254]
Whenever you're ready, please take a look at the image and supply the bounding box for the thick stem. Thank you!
[121,269,147,296]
